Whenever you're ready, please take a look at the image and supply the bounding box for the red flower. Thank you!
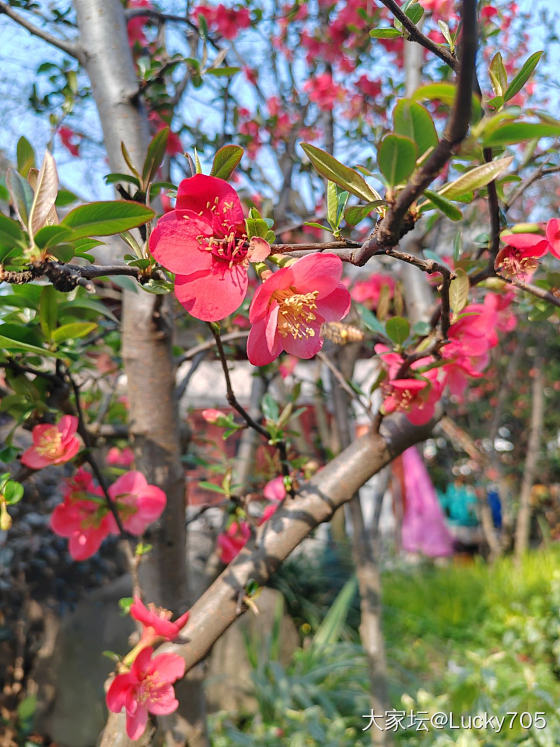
[217,520,251,564]
[106,647,185,740]
[149,174,270,321]
[376,345,443,425]
[21,415,81,469]
[247,253,351,366]
[127,0,152,48]
[303,73,345,111]
[546,218,560,259]
[58,126,80,157]
[107,447,135,468]
[107,471,166,535]
[495,232,548,281]
[350,273,395,308]
[193,4,250,39]
[50,468,112,561]
[130,596,189,643]
[263,476,286,502]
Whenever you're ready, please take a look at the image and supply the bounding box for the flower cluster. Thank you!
[216,477,286,564]
[50,468,166,560]
[193,3,251,39]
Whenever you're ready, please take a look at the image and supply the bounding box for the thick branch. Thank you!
[0,1,83,61]
[159,412,436,672]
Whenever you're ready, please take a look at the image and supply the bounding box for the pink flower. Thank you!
[303,73,346,111]
[376,345,443,425]
[217,520,251,563]
[149,174,270,321]
[21,415,81,469]
[495,232,548,281]
[201,408,225,424]
[130,596,189,643]
[263,476,286,502]
[193,4,250,39]
[350,274,395,308]
[107,471,166,535]
[50,468,112,561]
[106,647,185,741]
[107,447,135,468]
[58,126,80,157]
[441,301,499,398]
[247,253,351,366]
[546,218,560,259]
[127,0,152,48]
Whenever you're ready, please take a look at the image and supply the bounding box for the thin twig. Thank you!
[0,1,83,61]
[376,0,458,70]
[316,351,374,421]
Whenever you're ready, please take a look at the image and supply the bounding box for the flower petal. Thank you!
[281,323,324,359]
[176,174,244,229]
[149,210,213,275]
[126,704,148,741]
[106,673,135,713]
[174,262,248,321]
[149,652,186,682]
[289,253,343,297]
[247,316,279,366]
[315,284,351,322]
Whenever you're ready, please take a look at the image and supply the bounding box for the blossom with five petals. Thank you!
[107,471,166,536]
[21,415,81,470]
[106,647,185,740]
[247,253,351,366]
[149,174,270,321]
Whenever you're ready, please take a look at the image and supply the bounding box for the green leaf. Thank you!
[33,225,72,249]
[327,181,337,228]
[357,304,386,335]
[437,20,454,51]
[483,122,560,146]
[405,2,424,25]
[449,268,469,314]
[61,201,154,239]
[198,481,228,494]
[104,173,141,187]
[378,134,417,186]
[6,168,34,227]
[393,100,438,156]
[0,213,25,249]
[4,480,24,505]
[17,695,36,723]
[369,28,402,39]
[51,321,97,343]
[210,145,244,180]
[300,143,381,203]
[422,190,462,221]
[439,157,513,198]
[39,286,57,340]
[504,51,543,102]
[0,334,60,358]
[344,201,384,226]
[142,127,169,187]
[55,189,79,207]
[489,52,508,99]
[412,83,482,121]
[261,393,279,421]
[16,136,35,178]
[385,316,410,345]
[121,142,141,179]
[58,297,118,323]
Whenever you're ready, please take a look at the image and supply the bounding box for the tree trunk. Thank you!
[71,1,205,743]
[514,350,545,564]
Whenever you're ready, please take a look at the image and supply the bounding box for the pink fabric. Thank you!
[401,447,453,557]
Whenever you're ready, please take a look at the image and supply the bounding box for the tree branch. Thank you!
[0,1,84,62]
[376,0,458,70]
[353,0,477,264]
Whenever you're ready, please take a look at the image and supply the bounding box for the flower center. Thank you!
[201,232,249,266]
[272,288,319,339]
[36,428,63,459]
[496,249,538,279]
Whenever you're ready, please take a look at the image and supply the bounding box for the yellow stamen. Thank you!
[272,288,319,340]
